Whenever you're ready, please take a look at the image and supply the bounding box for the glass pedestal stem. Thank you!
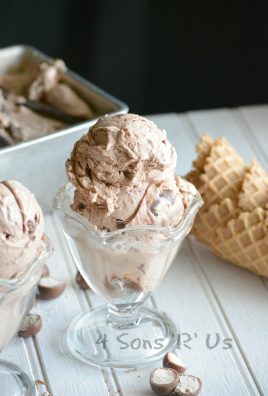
[107,304,141,329]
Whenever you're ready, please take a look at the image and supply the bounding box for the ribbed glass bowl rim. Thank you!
[0,234,53,289]
[52,181,203,239]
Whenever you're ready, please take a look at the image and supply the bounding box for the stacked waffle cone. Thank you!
[187,134,268,278]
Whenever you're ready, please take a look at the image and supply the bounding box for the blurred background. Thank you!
[0,0,267,114]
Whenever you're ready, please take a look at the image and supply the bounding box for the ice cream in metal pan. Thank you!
[0,55,93,145]
[0,46,127,145]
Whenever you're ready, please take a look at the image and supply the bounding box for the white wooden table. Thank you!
[3,107,268,396]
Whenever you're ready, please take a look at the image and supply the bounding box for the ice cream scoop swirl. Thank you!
[0,180,44,279]
[66,114,196,231]
[66,114,176,212]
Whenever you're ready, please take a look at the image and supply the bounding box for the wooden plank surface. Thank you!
[2,108,268,396]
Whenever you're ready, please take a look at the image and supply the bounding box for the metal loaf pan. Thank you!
[0,45,128,212]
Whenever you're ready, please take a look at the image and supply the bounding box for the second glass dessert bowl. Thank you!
[0,235,53,396]
[53,182,203,368]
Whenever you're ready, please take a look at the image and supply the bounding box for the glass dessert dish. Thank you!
[0,235,53,396]
[53,182,203,368]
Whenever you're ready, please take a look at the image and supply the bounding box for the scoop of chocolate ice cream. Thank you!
[0,180,44,279]
[28,60,93,119]
[67,114,197,231]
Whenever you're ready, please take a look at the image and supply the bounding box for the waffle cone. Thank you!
[187,134,268,278]
[210,208,268,277]
[186,169,202,190]
[186,134,213,189]
[238,160,268,211]
[186,135,245,207]
[194,134,214,169]
[192,198,238,244]
[200,137,245,206]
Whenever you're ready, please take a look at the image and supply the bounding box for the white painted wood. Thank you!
[230,108,268,169]
[239,105,268,145]
[2,109,268,395]
[186,108,259,163]
[237,105,268,168]
[0,338,38,391]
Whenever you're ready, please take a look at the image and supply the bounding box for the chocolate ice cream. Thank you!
[0,59,94,145]
[28,60,93,119]
[66,113,196,231]
[0,89,66,144]
[0,180,44,279]
[0,180,48,350]
[63,114,199,299]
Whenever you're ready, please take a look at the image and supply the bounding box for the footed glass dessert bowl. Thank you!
[53,182,203,368]
[0,236,53,396]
